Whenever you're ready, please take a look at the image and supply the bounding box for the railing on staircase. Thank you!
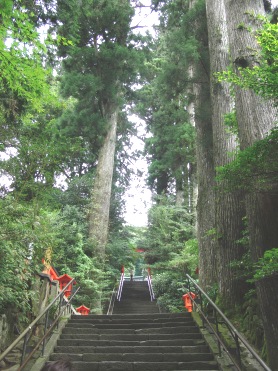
[186,274,271,371]
[106,288,117,315]
[0,278,80,371]
[116,272,125,301]
[147,271,155,301]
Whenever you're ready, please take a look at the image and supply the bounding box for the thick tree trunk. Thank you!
[205,0,246,307]
[195,78,217,290]
[189,0,217,290]
[88,104,118,313]
[223,0,278,366]
[88,106,118,261]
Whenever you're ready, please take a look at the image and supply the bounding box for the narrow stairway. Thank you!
[46,280,220,370]
[112,280,158,314]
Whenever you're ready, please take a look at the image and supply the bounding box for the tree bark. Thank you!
[88,106,119,262]
[223,0,278,366]
[195,77,217,290]
[206,0,246,307]
[188,1,218,290]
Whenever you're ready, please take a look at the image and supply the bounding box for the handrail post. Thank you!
[235,333,242,369]
[20,332,29,366]
[186,275,191,292]
[198,289,205,328]
[42,309,50,356]
[214,308,221,357]
[57,294,63,329]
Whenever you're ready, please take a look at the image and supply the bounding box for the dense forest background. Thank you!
[0,0,277,368]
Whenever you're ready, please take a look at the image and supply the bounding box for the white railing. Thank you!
[116,272,125,301]
[147,272,155,301]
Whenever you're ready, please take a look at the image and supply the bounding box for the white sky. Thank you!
[123,117,153,227]
[123,1,158,227]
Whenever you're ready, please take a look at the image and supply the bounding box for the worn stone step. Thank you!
[60,333,202,341]
[50,352,215,362]
[64,323,200,331]
[112,306,158,311]
[54,345,210,354]
[112,309,160,314]
[59,360,219,370]
[62,325,201,334]
[67,320,194,328]
[71,312,192,321]
[112,305,159,311]
[69,317,192,324]
[56,338,205,347]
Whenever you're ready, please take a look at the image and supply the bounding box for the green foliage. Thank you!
[0,196,62,321]
[252,248,278,281]
[54,0,145,150]
[0,90,86,201]
[49,202,98,308]
[168,238,198,274]
[151,238,198,312]
[152,272,186,312]
[106,229,138,274]
[223,111,239,138]
[145,198,195,264]
[142,195,198,312]
[216,128,278,193]
[0,1,52,109]
[239,289,265,350]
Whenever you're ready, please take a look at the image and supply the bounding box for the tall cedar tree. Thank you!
[205,0,246,305]
[186,0,217,289]
[223,0,278,367]
[55,0,143,311]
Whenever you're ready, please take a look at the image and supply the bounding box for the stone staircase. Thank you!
[112,280,158,314]
[46,280,220,370]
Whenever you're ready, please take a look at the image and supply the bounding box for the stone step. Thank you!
[54,345,210,354]
[60,333,203,341]
[63,324,200,332]
[61,327,198,335]
[68,317,192,324]
[52,360,219,370]
[112,303,158,309]
[107,310,160,315]
[56,339,205,347]
[50,352,215,362]
[71,312,192,321]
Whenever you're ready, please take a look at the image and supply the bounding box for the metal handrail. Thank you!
[106,288,117,315]
[186,274,271,371]
[116,272,125,301]
[147,272,155,301]
[0,278,80,370]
